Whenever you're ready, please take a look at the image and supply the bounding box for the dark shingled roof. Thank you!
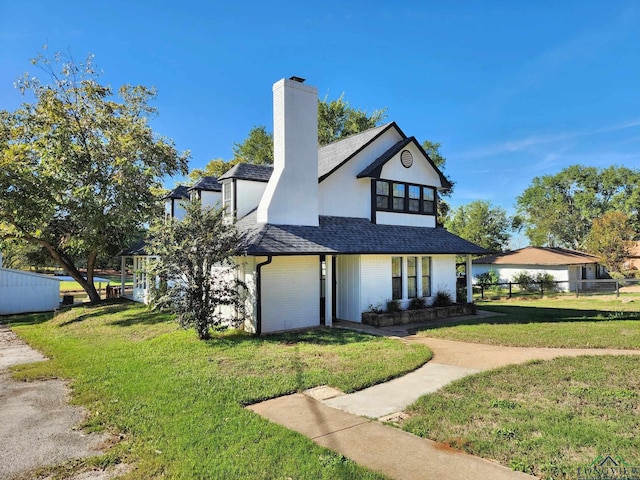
[164,185,190,200]
[218,163,273,182]
[120,240,148,256]
[189,176,222,192]
[318,123,398,181]
[236,213,489,256]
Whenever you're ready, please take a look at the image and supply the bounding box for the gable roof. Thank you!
[218,163,273,182]
[236,212,488,256]
[188,176,222,192]
[356,137,452,190]
[163,185,190,200]
[473,247,600,266]
[318,123,401,181]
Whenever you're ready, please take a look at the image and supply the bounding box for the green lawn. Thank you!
[415,296,640,349]
[6,302,431,479]
[401,356,640,479]
[402,295,640,479]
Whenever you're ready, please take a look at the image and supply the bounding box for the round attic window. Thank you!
[400,150,413,168]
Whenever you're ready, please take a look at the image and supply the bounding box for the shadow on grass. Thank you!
[1,312,53,327]
[413,305,640,333]
[108,309,175,327]
[58,299,132,327]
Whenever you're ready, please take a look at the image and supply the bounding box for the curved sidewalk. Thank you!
[249,315,640,480]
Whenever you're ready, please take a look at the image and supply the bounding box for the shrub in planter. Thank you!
[431,290,453,307]
[386,299,402,313]
[408,297,427,310]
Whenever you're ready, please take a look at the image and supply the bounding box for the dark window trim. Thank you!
[373,179,437,216]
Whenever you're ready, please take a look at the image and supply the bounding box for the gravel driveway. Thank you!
[0,323,124,479]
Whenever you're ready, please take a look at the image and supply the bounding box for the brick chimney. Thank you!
[257,77,319,226]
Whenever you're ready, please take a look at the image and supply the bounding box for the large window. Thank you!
[392,257,402,300]
[421,256,431,297]
[374,179,436,216]
[407,257,417,298]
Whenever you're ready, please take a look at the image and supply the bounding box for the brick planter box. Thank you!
[361,303,477,327]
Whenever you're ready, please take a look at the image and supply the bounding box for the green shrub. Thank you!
[386,299,402,313]
[534,272,556,292]
[513,271,536,291]
[475,269,500,287]
[408,297,427,310]
[431,290,453,307]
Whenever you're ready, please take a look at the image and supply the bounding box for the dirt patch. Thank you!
[0,323,124,479]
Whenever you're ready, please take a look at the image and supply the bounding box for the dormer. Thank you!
[357,137,451,227]
[187,176,222,209]
[164,185,190,220]
[218,163,273,222]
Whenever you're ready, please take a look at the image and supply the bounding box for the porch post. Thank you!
[466,254,473,303]
[325,255,333,327]
[120,256,126,298]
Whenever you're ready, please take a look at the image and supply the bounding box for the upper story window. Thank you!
[375,179,436,216]
[222,182,232,217]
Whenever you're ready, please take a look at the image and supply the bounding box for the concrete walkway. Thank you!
[249,313,640,479]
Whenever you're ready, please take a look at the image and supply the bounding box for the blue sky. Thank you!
[2,1,639,228]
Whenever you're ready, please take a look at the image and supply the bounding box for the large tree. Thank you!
[192,94,387,180]
[516,165,640,249]
[445,200,512,252]
[421,139,454,224]
[0,51,188,302]
[584,211,635,274]
[148,199,243,339]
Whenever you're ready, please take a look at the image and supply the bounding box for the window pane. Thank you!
[392,257,402,300]
[376,195,389,209]
[393,183,405,197]
[376,181,389,195]
[392,278,402,300]
[423,187,434,201]
[409,185,420,199]
[408,277,417,299]
[422,257,431,297]
[393,197,405,210]
[407,257,416,276]
[423,200,435,214]
[392,257,402,277]
[409,199,420,212]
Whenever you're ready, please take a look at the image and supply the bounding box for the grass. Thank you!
[5,301,431,479]
[401,355,640,479]
[415,295,640,349]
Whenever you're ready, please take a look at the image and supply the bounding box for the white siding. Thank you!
[0,269,61,315]
[360,255,392,315]
[431,255,457,301]
[319,128,403,218]
[379,142,442,186]
[336,255,361,322]
[375,211,436,227]
[261,256,320,333]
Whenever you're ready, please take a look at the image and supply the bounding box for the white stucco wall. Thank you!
[236,179,267,219]
[258,79,319,226]
[0,269,61,315]
[431,255,457,301]
[201,191,221,209]
[260,256,320,333]
[165,199,187,220]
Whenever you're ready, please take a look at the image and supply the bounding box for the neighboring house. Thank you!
[123,77,487,333]
[624,241,640,271]
[472,246,603,292]
[164,185,190,221]
[0,253,62,315]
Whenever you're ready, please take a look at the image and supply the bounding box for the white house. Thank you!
[472,246,603,292]
[123,77,487,333]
